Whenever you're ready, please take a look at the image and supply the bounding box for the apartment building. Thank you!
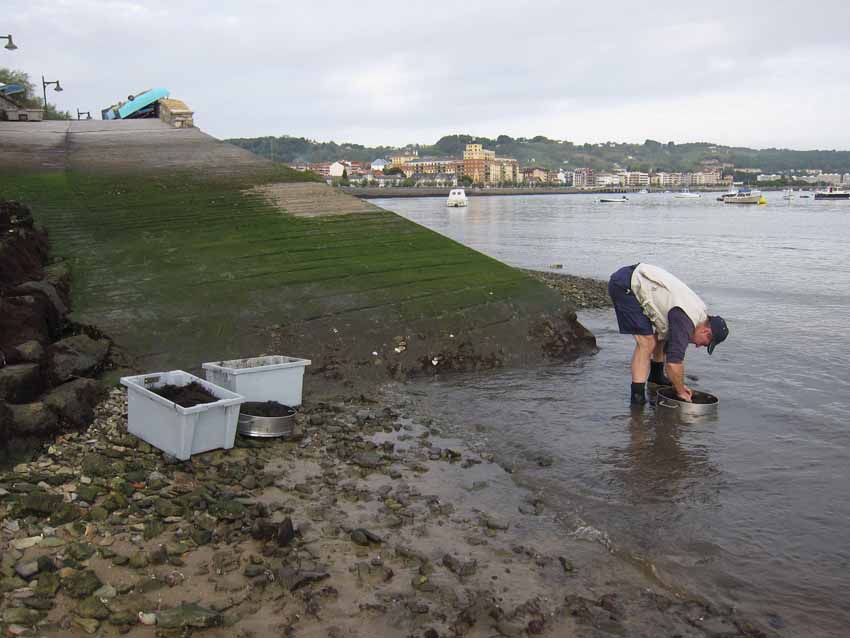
[572,167,594,188]
[460,143,519,185]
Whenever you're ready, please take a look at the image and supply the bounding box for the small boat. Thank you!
[638,188,649,194]
[798,192,812,198]
[721,188,765,204]
[446,188,468,207]
[599,196,628,203]
[814,187,850,200]
[674,189,701,199]
[101,88,170,120]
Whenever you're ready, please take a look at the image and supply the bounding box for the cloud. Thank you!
[5,0,850,149]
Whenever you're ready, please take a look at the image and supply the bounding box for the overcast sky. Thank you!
[6,0,850,149]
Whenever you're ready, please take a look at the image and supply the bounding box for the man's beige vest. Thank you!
[630,263,708,340]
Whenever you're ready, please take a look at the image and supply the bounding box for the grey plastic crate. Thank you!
[120,370,245,460]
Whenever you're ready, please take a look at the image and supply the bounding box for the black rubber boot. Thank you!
[630,382,647,405]
[648,361,671,386]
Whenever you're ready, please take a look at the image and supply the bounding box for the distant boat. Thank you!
[814,187,850,200]
[674,189,701,199]
[721,188,765,204]
[446,188,468,207]
[799,192,812,198]
[638,188,649,194]
[598,196,628,203]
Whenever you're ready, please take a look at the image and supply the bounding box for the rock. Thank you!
[13,281,67,322]
[33,572,60,596]
[351,528,382,545]
[81,453,112,478]
[558,556,575,573]
[76,484,101,503]
[109,610,138,626]
[276,567,330,592]
[49,502,81,525]
[47,334,110,384]
[154,498,182,518]
[3,607,43,626]
[480,513,509,531]
[251,516,295,546]
[128,552,149,569]
[72,616,100,634]
[62,569,102,598]
[93,584,117,599]
[0,576,27,593]
[156,603,221,629]
[442,554,477,579]
[240,475,257,490]
[43,378,106,427]
[351,451,382,469]
[17,490,62,516]
[138,612,157,625]
[11,340,45,364]
[8,402,58,435]
[14,560,39,579]
[76,595,110,619]
[66,541,96,561]
[0,363,43,403]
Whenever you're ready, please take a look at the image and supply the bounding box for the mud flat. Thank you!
[0,385,773,638]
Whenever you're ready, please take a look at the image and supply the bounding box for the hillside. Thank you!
[227,133,850,174]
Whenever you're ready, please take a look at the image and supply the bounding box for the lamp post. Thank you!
[1,34,17,50]
[76,109,92,120]
[42,76,63,119]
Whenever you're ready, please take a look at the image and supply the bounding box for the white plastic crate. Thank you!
[120,370,245,460]
[202,355,311,406]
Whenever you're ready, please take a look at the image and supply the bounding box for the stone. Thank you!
[13,281,67,322]
[72,616,100,634]
[109,610,138,626]
[17,490,62,516]
[0,363,43,403]
[480,513,509,531]
[33,572,60,596]
[49,503,81,526]
[0,576,27,593]
[76,484,101,503]
[11,340,45,364]
[8,402,59,436]
[14,560,39,579]
[66,541,96,561]
[47,334,110,384]
[42,378,106,427]
[3,607,43,626]
[77,595,110,619]
[62,569,102,598]
[154,498,182,517]
[128,552,149,569]
[81,453,113,478]
[156,603,222,629]
[351,451,382,469]
[138,612,157,625]
[351,528,382,545]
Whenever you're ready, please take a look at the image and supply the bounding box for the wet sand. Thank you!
[0,386,773,637]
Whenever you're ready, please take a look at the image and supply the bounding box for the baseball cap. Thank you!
[707,315,729,355]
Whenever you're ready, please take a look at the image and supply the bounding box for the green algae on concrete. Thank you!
[0,124,594,389]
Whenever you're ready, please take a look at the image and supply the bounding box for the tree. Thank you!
[342,168,348,179]
[0,67,72,119]
[461,175,473,187]
[383,166,403,175]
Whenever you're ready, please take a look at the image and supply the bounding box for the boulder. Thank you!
[47,335,110,384]
[0,363,43,403]
[11,280,67,328]
[11,340,45,364]
[43,378,105,427]
[156,603,221,629]
[0,296,52,353]
[44,260,72,303]
[8,402,59,436]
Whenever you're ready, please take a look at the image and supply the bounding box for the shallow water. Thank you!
[372,191,850,637]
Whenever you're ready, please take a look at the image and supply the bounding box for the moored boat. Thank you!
[814,187,850,200]
[721,188,765,204]
[446,188,468,207]
[598,196,628,203]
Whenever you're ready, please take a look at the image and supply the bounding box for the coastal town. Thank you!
[285,143,850,190]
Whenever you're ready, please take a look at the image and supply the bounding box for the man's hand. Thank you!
[676,386,693,402]
[666,362,692,402]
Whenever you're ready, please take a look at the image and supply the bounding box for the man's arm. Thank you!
[666,363,692,402]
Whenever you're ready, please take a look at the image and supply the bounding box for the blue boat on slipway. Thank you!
[101,88,169,120]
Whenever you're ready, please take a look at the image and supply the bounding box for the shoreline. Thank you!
[0,383,773,638]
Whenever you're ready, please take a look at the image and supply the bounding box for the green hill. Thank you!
[227,134,850,174]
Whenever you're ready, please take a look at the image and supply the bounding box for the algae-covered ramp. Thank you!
[0,121,593,382]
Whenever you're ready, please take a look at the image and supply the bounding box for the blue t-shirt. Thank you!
[665,307,694,364]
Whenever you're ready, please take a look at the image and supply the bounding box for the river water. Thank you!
[371,192,850,637]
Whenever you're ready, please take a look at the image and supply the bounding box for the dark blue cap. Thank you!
[707,315,729,355]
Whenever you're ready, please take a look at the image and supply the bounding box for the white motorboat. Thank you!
[721,188,765,204]
[674,189,701,199]
[598,196,628,203]
[638,188,649,194]
[446,188,468,207]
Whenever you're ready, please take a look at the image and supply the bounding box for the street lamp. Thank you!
[42,76,63,119]
[1,34,17,51]
[76,109,92,120]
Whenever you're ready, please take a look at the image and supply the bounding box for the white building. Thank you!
[594,173,623,187]
[329,161,347,178]
[371,159,390,172]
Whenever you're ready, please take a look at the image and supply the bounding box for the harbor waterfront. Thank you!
[371,191,850,638]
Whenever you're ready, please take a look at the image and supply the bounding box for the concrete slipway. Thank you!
[0,120,595,392]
